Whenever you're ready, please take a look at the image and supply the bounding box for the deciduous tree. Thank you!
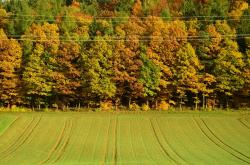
[0,29,22,107]
[22,23,59,108]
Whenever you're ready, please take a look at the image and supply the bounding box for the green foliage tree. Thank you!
[60,11,78,36]
[214,39,245,108]
[241,49,250,96]
[81,36,116,105]
[172,43,203,110]
[144,17,188,104]
[22,23,59,108]
[139,45,161,104]
[6,0,34,35]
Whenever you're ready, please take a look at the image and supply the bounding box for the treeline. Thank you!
[0,0,249,110]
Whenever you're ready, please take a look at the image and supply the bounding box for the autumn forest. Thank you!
[0,0,249,110]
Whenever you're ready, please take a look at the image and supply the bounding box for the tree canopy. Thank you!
[0,0,249,109]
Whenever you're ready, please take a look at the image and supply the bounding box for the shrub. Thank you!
[0,107,32,112]
[157,101,170,111]
[141,104,150,111]
[100,101,113,111]
[129,103,141,111]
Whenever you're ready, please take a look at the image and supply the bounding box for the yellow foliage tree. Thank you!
[0,29,22,107]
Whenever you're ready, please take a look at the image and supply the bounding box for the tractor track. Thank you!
[201,118,250,160]
[193,117,250,164]
[40,119,72,164]
[0,116,42,160]
[101,117,111,165]
[129,119,136,164]
[238,118,250,130]
[113,116,118,165]
[39,120,67,165]
[155,118,190,165]
[0,116,21,138]
[138,118,158,165]
[90,119,103,163]
[78,119,94,162]
[53,119,73,163]
[149,118,179,165]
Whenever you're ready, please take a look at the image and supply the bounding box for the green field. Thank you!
[0,112,249,165]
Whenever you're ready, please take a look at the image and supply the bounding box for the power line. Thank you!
[1,18,250,23]
[3,34,249,38]
[4,13,250,19]
[1,34,249,42]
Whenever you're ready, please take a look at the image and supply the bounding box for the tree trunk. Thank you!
[129,98,131,108]
[78,102,81,110]
[155,100,158,109]
[179,98,182,111]
[213,98,215,109]
[226,97,229,110]
[202,94,205,110]
[195,94,198,111]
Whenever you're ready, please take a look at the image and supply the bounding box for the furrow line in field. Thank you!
[0,116,31,155]
[0,116,21,138]
[53,119,73,163]
[129,119,136,164]
[78,119,94,161]
[1,115,42,161]
[149,118,179,165]
[246,117,250,123]
[131,118,140,164]
[91,119,103,163]
[155,118,190,165]
[39,119,68,165]
[0,116,38,160]
[0,117,34,158]
[137,118,158,165]
[193,117,250,164]
[238,118,250,130]
[201,118,250,160]
[101,117,111,165]
[113,116,118,165]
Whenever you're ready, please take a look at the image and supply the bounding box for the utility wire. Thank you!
[2,34,250,38]
[0,34,249,42]
[1,18,250,23]
[4,13,250,19]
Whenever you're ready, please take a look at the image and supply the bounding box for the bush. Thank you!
[0,107,32,112]
[157,101,170,111]
[141,104,150,111]
[129,103,141,111]
[100,101,113,111]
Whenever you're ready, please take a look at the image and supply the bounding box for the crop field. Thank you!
[0,112,249,165]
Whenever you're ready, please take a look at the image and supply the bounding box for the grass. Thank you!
[0,115,18,136]
[0,112,249,165]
